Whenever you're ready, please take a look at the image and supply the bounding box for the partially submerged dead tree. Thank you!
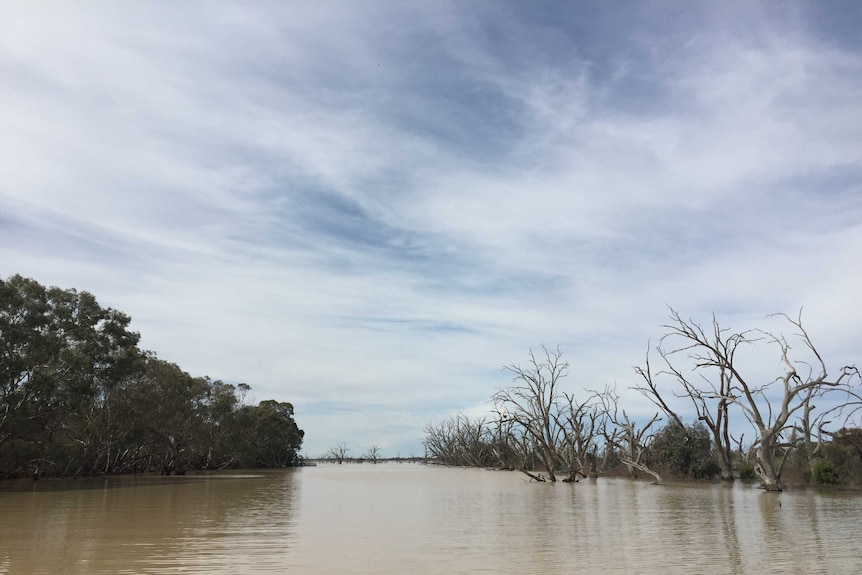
[634,311,740,482]
[639,309,860,491]
[742,313,858,490]
[493,347,569,482]
[603,400,664,484]
[555,386,616,480]
[363,444,382,463]
[423,415,495,467]
[326,442,350,464]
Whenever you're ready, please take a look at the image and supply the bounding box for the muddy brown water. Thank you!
[1,464,860,574]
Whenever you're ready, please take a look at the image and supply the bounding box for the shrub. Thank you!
[811,459,840,485]
[738,462,757,481]
[811,441,862,486]
[650,421,720,479]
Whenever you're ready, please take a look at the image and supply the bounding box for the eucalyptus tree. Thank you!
[54,289,142,476]
[0,275,142,476]
[249,400,304,467]
[126,356,209,474]
[650,421,720,479]
[1,274,306,478]
[0,275,57,461]
[199,379,241,469]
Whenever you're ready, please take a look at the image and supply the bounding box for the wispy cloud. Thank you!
[2,1,860,455]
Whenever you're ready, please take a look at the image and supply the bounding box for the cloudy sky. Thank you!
[2,1,861,457]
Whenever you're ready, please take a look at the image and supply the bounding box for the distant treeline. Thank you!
[0,274,304,479]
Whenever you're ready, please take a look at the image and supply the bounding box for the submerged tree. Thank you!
[557,385,617,479]
[423,414,496,467]
[247,400,305,467]
[363,444,382,463]
[602,398,664,484]
[326,442,350,464]
[421,310,861,490]
[493,347,569,482]
[634,311,738,482]
[637,309,860,491]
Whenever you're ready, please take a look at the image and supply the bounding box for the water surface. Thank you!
[1,464,860,574]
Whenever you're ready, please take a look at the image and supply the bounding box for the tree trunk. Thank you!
[587,452,598,478]
[717,447,735,481]
[623,459,663,485]
[756,446,782,491]
[541,445,557,483]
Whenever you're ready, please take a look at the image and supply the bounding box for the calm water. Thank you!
[1,464,860,574]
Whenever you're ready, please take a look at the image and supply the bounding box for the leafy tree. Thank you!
[248,400,304,467]
[198,380,241,469]
[126,357,209,474]
[833,428,862,459]
[0,275,141,476]
[812,439,862,485]
[0,275,304,478]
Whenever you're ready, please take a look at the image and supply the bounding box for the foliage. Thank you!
[833,428,862,459]
[738,462,757,481]
[0,275,303,478]
[649,422,721,479]
[811,458,840,485]
[245,400,305,467]
[810,440,862,486]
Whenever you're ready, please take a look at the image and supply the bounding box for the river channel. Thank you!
[1,463,860,574]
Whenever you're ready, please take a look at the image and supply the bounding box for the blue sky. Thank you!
[2,1,861,457]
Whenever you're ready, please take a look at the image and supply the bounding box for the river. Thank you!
[1,463,860,574]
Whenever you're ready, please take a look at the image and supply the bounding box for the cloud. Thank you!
[2,1,861,455]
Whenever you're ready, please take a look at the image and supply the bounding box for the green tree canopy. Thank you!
[0,274,304,478]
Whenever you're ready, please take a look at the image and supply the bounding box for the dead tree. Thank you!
[363,445,382,463]
[490,408,528,470]
[634,311,742,482]
[605,407,663,484]
[742,314,858,490]
[555,387,615,479]
[423,414,495,466]
[493,347,568,482]
[644,309,859,491]
[326,442,350,464]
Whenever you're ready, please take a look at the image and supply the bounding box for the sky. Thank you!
[2,1,861,458]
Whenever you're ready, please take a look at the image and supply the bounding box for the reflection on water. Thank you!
[1,465,861,574]
[0,471,299,574]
